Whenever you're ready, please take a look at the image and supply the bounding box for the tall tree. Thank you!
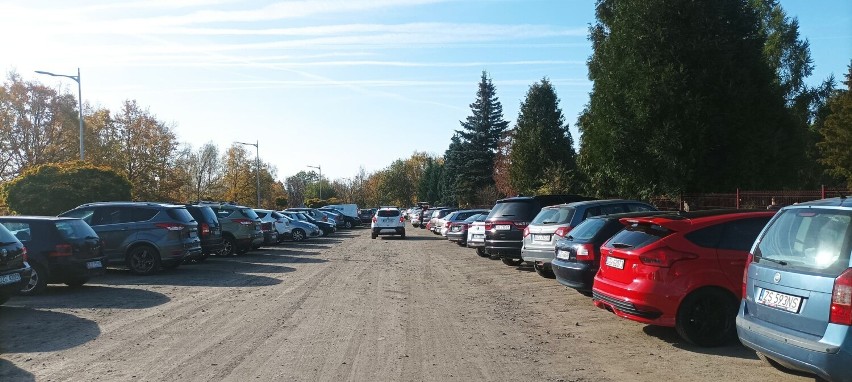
[578,0,801,198]
[442,134,466,206]
[454,71,510,203]
[817,63,852,187]
[508,79,577,195]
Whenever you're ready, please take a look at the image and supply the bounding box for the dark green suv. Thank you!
[197,202,263,255]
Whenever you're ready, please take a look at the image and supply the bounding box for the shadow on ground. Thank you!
[8,286,170,310]
[642,325,759,359]
[0,307,100,353]
[0,359,35,382]
[99,266,286,288]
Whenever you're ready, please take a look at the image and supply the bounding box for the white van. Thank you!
[322,204,359,219]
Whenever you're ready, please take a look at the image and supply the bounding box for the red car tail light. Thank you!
[523,226,530,238]
[638,248,698,268]
[22,247,28,262]
[446,222,453,229]
[830,268,852,325]
[200,223,210,236]
[573,243,596,261]
[742,253,753,298]
[155,223,185,231]
[49,244,73,257]
[399,216,405,223]
[485,222,494,230]
[372,216,377,223]
[554,226,572,238]
[233,218,253,226]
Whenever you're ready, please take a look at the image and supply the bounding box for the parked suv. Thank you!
[522,200,656,278]
[359,209,376,225]
[551,211,667,295]
[371,207,406,239]
[0,224,32,305]
[60,202,202,275]
[255,209,291,243]
[0,216,106,294]
[592,210,775,346]
[485,195,593,266]
[198,202,262,255]
[737,198,852,381]
[182,204,223,260]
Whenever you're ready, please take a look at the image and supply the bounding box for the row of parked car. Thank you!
[0,201,363,302]
[409,195,852,382]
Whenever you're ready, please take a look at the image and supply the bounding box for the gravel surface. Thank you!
[0,227,812,381]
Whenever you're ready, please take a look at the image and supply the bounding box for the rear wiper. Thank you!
[611,243,633,249]
[565,235,574,241]
[85,236,99,240]
[500,214,515,217]
[0,241,18,245]
[541,221,558,224]
[758,257,788,266]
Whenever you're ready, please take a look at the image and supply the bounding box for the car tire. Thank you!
[501,258,523,266]
[371,233,377,239]
[19,262,48,295]
[675,288,738,347]
[291,229,306,242]
[400,231,406,239]
[476,247,488,258]
[127,245,161,275]
[220,236,236,256]
[64,278,89,288]
[534,263,556,279]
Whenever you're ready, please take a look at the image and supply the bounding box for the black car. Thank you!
[358,209,376,225]
[446,213,488,246]
[0,216,106,295]
[182,205,224,261]
[0,223,32,305]
[484,195,594,265]
[319,208,361,228]
[551,211,667,295]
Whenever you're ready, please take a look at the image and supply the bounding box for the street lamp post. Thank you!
[307,165,322,200]
[236,141,260,207]
[35,68,84,161]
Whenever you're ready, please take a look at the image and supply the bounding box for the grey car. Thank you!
[521,199,656,278]
[279,213,321,241]
[60,202,202,275]
[198,202,263,255]
[737,197,852,381]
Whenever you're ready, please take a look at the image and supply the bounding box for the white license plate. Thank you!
[605,256,625,269]
[0,272,21,285]
[556,249,570,260]
[496,224,511,230]
[452,227,461,232]
[86,261,103,269]
[532,234,551,242]
[758,289,802,313]
[472,234,484,239]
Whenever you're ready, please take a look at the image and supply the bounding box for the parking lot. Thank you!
[1,227,811,381]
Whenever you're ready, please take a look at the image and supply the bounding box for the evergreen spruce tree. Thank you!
[578,0,802,198]
[817,63,852,187]
[454,71,510,204]
[508,78,577,195]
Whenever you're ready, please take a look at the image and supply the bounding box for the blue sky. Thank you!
[2,0,850,181]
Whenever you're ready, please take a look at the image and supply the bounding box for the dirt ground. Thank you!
[0,226,815,382]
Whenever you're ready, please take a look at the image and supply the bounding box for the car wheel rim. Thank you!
[293,231,304,241]
[132,249,155,273]
[22,267,39,293]
[687,296,726,339]
[221,240,232,255]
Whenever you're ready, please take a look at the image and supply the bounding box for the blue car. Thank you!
[736,197,852,382]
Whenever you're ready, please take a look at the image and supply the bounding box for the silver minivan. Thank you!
[521,199,655,278]
[737,197,852,381]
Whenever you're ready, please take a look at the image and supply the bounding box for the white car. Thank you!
[467,221,487,257]
[371,207,406,239]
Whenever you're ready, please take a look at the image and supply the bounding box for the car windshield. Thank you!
[463,214,482,223]
[377,210,400,217]
[488,200,538,221]
[531,207,575,225]
[606,222,671,249]
[565,218,608,241]
[196,206,219,223]
[240,208,260,220]
[56,219,99,240]
[0,224,18,243]
[757,208,852,274]
[166,208,195,223]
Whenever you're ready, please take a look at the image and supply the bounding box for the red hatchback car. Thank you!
[592,210,775,346]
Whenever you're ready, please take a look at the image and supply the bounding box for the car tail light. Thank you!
[638,248,698,267]
[523,226,530,238]
[233,218,253,226]
[22,247,28,262]
[49,244,74,257]
[400,216,405,223]
[554,226,572,238]
[446,222,453,229]
[574,243,596,261]
[485,222,494,230]
[372,216,377,223]
[830,268,852,325]
[155,223,185,231]
[200,223,210,236]
[742,253,753,298]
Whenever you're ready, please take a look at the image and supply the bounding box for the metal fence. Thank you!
[649,186,852,211]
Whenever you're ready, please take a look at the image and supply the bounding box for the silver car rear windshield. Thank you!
[756,208,852,275]
[531,207,575,225]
